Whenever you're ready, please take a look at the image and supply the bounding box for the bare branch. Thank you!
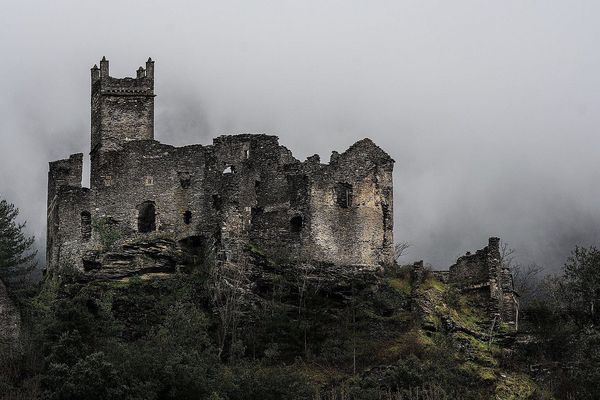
[394,241,411,261]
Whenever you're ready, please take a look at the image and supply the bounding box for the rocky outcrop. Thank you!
[80,238,183,281]
[0,279,20,348]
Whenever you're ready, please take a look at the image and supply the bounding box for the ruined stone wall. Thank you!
[47,153,89,269]
[448,239,499,288]
[448,237,519,326]
[500,267,519,323]
[305,139,394,266]
[47,58,395,275]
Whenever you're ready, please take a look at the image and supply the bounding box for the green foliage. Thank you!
[562,246,600,324]
[494,373,537,400]
[15,242,600,399]
[92,217,122,249]
[442,286,460,308]
[43,352,125,400]
[0,198,36,281]
[516,245,600,399]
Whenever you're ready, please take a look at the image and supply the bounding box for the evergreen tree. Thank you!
[0,198,37,282]
[563,245,600,324]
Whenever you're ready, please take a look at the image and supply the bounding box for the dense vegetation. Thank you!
[0,199,36,284]
[1,198,599,399]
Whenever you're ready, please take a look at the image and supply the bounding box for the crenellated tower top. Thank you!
[90,57,156,187]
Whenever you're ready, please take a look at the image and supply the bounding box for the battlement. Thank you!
[91,56,154,85]
[91,58,154,96]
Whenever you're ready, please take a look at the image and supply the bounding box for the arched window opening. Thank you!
[183,210,192,225]
[137,201,156,233]
[290,215,303,233]
[81,211,91,240]
[336,182,353,208]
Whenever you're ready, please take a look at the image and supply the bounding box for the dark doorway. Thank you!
[336,182,353,208]
[179,235,210,269]
[137,201,156,233]
[290,215,303,233]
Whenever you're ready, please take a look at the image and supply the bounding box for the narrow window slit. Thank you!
[183,210,192,225]
[81,211,91,240]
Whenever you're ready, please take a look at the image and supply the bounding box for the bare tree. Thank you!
[499,241,544,305]
[499,241,516,270]
[295,264,323,358]
[394,241,411,262]
[207,255,251,359]
[512,263,544,305]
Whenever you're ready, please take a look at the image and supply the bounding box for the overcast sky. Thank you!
[1,0,599,271]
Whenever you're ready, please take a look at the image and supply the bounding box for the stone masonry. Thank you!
[46,58,395,276]
[448,237,519,327]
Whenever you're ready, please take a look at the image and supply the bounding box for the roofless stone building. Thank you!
[46,57,395,275]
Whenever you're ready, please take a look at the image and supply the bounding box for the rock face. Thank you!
[0,279,20,347]
[47,57,395,275]
[81,238,183,281]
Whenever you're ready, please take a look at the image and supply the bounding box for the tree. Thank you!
[0,198,37,282]
[499,241,515,270]
[394,241,411,262]
[562,246,600,324]
[207,256,251,359]
[512,263,543,306]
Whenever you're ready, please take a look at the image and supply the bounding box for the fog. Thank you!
[1,0,600,271]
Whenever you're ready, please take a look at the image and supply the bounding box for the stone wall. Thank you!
[305,139,394,266]
[449,237,501,288]
[448,237,519,326]
[47,58,395,275]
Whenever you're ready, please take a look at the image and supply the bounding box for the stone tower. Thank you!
[90,57,155,187]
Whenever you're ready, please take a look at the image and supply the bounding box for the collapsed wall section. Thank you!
[47,153,90,269]
[448,237,519,326]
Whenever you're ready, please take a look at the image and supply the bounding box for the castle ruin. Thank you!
[46,57,517,327]
[46,58,395,275]
[448,237,519,327]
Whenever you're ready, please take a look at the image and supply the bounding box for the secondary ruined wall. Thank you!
[47,57,395,275]
[449,237,501,288]
[448,237,519,326]
[47,153,89,269]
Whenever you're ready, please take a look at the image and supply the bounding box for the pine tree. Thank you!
[0,198,37,282]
